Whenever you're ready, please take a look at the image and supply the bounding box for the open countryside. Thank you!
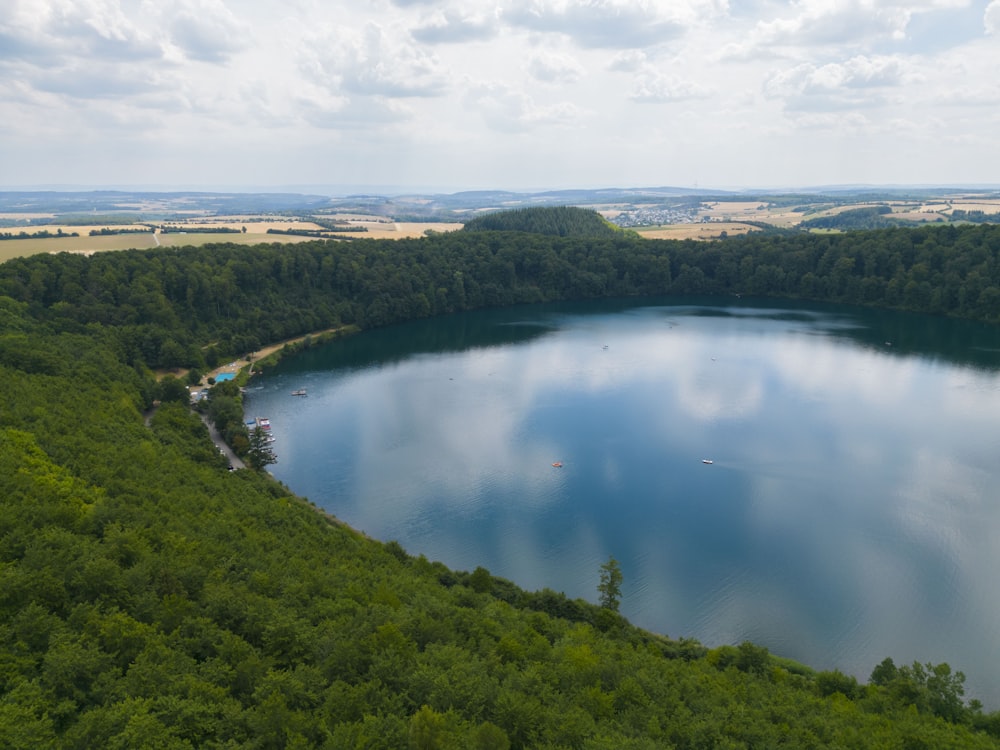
[3,188,1000,259]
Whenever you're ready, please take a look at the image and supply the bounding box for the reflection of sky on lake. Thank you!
[248,300,1000,705]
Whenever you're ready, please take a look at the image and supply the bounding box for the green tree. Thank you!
[598,556,622,612]
[245,426,277,471]
[156,375,189,404]
[408,705,449,750]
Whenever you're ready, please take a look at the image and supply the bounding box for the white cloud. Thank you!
[986,0,1000,34]
[743,0,975,56]
[464,80,584,131]
[299,95,412,130]
[527,52,584,83]
[1,0,998,188]
[607,49,647,72]
[412,7,499,44]
[30,64,162,99]
[629,68,712,103]
[763,55,909,112]
[504,0,690,49]
[753,2,911,47]
[162,0,251,63]
[56,0,163,60]
[938,85,1000,107]
[301,22,449,98]
[0,0,162,65]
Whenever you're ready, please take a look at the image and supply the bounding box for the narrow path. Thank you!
[201,413,245,470]
[142,402,245,470]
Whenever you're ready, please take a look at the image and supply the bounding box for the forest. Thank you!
[3,211,1000,748]
[461,206,628,237]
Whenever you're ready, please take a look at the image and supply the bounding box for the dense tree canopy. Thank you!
[461,206,628,237]
[2,221,999,374]
[3,221,1000,747]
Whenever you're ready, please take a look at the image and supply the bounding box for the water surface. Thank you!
[245,297,1000,704]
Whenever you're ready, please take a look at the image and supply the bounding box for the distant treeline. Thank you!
[952,210,1000,224]
[159,225,242,234]
[0,228,80,240]
[89,226,154,236]
[311,217,370,232]
[799,205,903,230]
[267,227,367,238]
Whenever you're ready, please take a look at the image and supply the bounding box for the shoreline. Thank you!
[155,325,359,387]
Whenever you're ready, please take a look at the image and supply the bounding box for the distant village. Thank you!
[609,206,700,228]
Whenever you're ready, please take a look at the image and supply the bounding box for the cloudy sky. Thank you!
[1,0,999,192]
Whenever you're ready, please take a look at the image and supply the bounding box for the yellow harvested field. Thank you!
[0,232,315,262]
[158,221,325,233]
[0,234,151,261]
[759,211,805,228]
[946,201,1000,213]
[357,222,462,238]
[21,224,152,235]
[0,222,465,262]
[153,233,316,248]
[637,222,760,240]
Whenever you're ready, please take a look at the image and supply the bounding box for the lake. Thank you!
[244,297,1000,705]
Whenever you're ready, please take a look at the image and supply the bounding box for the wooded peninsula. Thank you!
[3,208,1000,748]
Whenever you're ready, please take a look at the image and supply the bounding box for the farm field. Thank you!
[3,189,1000,260]
[637,221,760,240]
[0,217,463,261]
[0,230,315,262]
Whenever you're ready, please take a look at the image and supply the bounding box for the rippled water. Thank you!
[245,297,1000,704]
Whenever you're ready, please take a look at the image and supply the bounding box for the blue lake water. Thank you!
[244,297,1000,705]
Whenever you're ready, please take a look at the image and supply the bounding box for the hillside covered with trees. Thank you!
[461,206,628,238]
[3,214,1000,747]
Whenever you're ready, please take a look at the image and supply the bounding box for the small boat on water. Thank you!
[552,462,563,468]
[255,417,271,430]
[291,389,307,396]
[702,459,713,465]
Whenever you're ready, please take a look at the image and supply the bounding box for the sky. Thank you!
[1,0,999,193]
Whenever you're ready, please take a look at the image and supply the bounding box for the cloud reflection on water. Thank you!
[255,300,1000,703]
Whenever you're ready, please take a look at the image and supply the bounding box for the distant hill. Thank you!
[0,190,331,216]
[461,206,626,237]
